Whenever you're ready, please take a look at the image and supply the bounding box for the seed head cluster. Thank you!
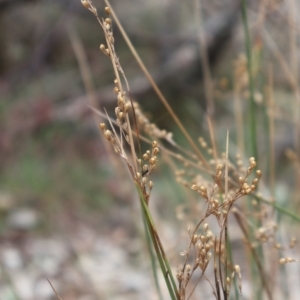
[190,157,261,224]
[113,80,131,129]
[136,141,159,203]
[99,122,121,155]
[81,3,299,300]
[133,102,174,142]
[177,224,214,300]
[279,257,299,264]
[92,5,160,206]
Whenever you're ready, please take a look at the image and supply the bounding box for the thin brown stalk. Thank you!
[233,209,273,300]
[254,0,268,29]
[266,64,277,292]
[187,272,205,300]
[224,130,229,299]
[194,0,215,115]
[266,64,275,207]
[233,84,245,157]
[288,0,300,158]
[263,27,300,153]
[47,279,63,300]
[102,25,138,172]
[103,0,210,171]
[216,131,230,299]
[225,130,229,200]
[90,107,218,178]
[214,238,221,300]
[288,0,298,83]
[67,25,121,171]
[207,115,218,163]
[218,237,225,297]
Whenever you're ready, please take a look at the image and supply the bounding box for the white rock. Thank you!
[7,208,39,230]
[1,247,23,269]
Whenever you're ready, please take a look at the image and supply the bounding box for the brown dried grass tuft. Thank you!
[78,1,300,299]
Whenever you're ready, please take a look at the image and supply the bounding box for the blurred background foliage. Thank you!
[0,0,299,299]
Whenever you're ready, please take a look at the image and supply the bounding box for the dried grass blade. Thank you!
[103,0,209,171]
[47,279,63,300]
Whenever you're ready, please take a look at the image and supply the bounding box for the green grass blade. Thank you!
[136,185,179,300]
[241,2,264,299]
[254,195,300,222]
[143,215,164,300]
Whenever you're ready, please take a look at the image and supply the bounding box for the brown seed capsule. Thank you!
[142,164,149,172]
[104,130,112,140]
[124,102,131,113]
[100,44,106,52]
[105,6,111,15]
[153,147,159,155]
[203,223,209,231]
[113,87,119,94]
[152,141,158,148]
[149,181,153,190]
[191,184,198,191]
[279,258,286,264]
[205,244,211,252]
[143,153,149,161]
[118,112,124,120]
[105,18,111,24]
[81,0,90,9]
[217,164,223,170]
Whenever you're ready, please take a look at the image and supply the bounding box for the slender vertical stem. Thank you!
[241,0,258,161]
[143,216,163,300]
[104,0,210,171]
[194,0,215,115]
[240,2,264,299]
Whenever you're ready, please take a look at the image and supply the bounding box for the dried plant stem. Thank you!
[47,279,63,300]
[224,130,229,299]
[90,107,217,177]
[233,210,273,300]
[233,86,245,156]
[95,93,300,223]
[193,0,215,115]
[102,28,138,172]
[214,239,221,300]
[187,273,205,300]
[103,0,209,171]
[288,0,300,156]
[81,2,300,300]
[266,64,275,206]
[263,27,300,157]
[207,115,218,163]
[68,25,121,172]
[218,235,225,298]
